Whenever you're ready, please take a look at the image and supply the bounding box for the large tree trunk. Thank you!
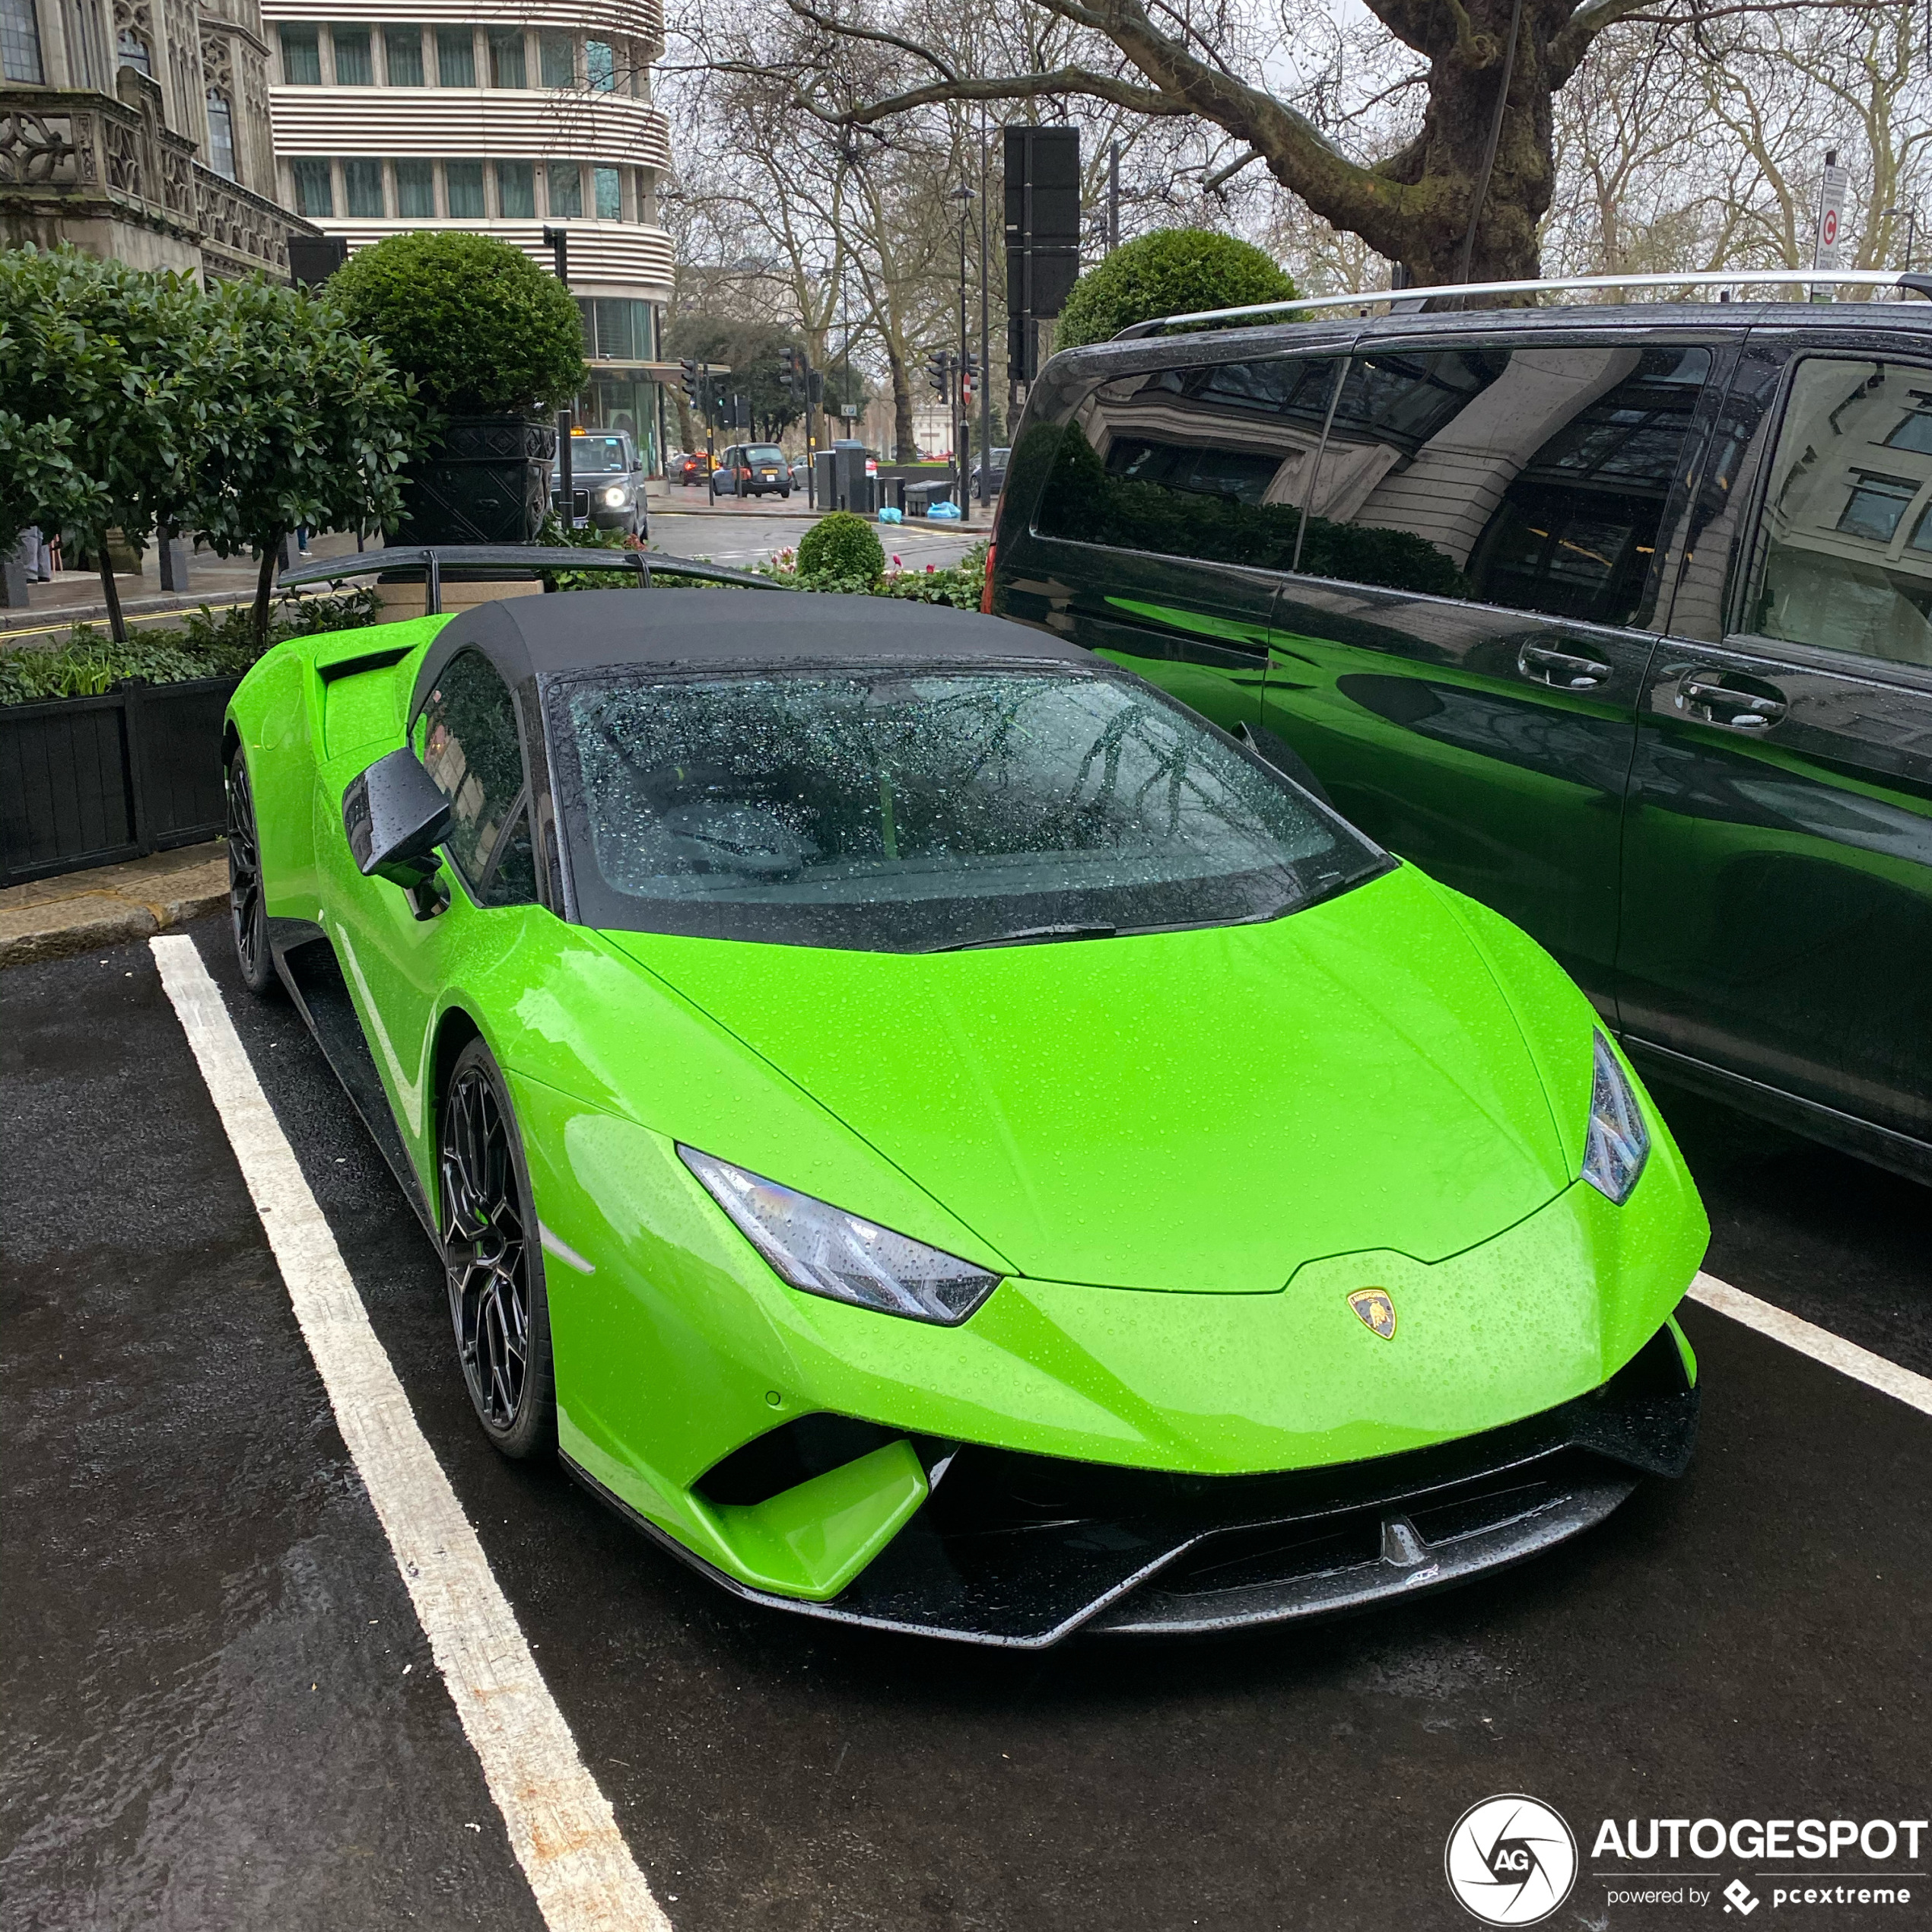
[885,344,917,463]
[1372,0,1556,291]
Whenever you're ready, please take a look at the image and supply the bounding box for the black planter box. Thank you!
[0,676,238,887]
[395,415,558,545]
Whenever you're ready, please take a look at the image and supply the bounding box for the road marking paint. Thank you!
[151,935,667,1932]
[1690,1269,1932,1419]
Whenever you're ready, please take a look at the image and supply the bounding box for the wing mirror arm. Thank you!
[343,748,454,921]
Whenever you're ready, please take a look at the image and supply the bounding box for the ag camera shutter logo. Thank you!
[1445,1794,1579,1924]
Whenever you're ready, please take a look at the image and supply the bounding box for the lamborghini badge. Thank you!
[1348,1288,1397,1339]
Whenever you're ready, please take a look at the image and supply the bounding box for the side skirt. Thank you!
[267,917,438,1240]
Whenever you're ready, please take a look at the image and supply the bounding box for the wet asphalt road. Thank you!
[3,918,1929,1932]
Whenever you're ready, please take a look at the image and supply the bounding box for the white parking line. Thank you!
[151,935,668,1932]
[1690,1270,1932,1418]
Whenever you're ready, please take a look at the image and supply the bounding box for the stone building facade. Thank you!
[0,0,313,276]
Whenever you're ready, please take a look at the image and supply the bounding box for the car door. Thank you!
[331,647,542,1170]
[1017,347,1350,740]
[1259,331,1723,1012]
[1618,335,1932,1165]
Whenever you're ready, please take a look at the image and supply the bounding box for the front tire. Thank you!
[226,749,277,998]
[440,1038,555,1459]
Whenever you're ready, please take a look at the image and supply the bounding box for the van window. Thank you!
[1743,357,1932,666]
[1034,354,1342,572]
[1303,343,1711,624]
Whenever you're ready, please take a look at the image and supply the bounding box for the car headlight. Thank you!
[1581,1031,1649,1204]
[678,1146,999,1324]
[602,485,627,507]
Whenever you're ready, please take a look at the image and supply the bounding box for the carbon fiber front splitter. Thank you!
[566,1321,1698,1648]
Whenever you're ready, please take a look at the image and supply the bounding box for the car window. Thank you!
[1740,357,1932,667]
[419,650,537,904]
[1033,353,1345,572]
[571,434,630,474]
[745,444,784,462]
[550,663,1387,951]
[1302,343,1712,623]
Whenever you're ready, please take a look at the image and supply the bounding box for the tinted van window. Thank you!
[1034,354,1342,571]
[1304,343,1711,624]
[1743,357,1932,666]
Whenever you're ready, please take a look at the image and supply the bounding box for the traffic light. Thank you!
[961,350,979,407]
[778,347,807,398]
[806,368,824,405]
[679,357,699,407]
[925,349,952,402]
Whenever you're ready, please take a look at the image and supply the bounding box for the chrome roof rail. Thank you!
[1115,269,1932,339]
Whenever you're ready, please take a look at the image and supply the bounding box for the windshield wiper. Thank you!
[929,922,1118,953]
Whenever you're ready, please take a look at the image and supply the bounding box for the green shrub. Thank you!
[0,583,386,705]
[796,510,885,585]
[1055,230,1298,351]
[329,231,586,417]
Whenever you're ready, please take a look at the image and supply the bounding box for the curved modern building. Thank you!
[261,0,675,466]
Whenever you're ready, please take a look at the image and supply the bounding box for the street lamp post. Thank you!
[978,129,992,511]
[542,224,574,526]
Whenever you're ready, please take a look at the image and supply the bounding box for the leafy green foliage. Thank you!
[1055,230,1298,351]
[0,246,220,631]
[329,232,586,416]
[186,276,418,643]
[1041,425,1465,598]
[0,583,385,705]
[797,510,885,584]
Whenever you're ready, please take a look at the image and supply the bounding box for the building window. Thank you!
[291,157,333,217]
[1884,401,1932,456]
[546,160,581,218]
[1835,472,1918,544]
[585,37,613,90]
[205,89,237,177]
[66,0,110,87]
[496,158,533,218]
[383,24,421,84]
[435,25,473,87]
[538,29,571,87]
[395,156,434,216]
[445,158,485,218]
[593,165,621,220]
[487,25,523,87]
[332,25,372,84]
[343,157,383,216]
[278,22,319,83]
[1,0,45,82]
[116,24,150,73]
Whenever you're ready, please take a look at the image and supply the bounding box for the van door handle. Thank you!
[1517,643,1613,690]
[1679,673,1787,730]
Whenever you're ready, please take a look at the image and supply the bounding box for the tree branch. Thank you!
[840,65,1193,126]
[780,0,959,85]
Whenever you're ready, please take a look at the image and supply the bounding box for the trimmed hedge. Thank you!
[1056,230,1298,350]
[797,511,885,583]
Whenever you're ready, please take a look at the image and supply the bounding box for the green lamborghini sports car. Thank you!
[224,567,1708,1646]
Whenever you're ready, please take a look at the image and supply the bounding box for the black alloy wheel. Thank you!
[226,749,277,997]
[440,1039,554,1457]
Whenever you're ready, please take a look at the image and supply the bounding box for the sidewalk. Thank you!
[0,532,375,644]
[0,842,228,968]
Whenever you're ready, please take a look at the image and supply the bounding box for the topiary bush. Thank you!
[796,510,885,585]
[1055,230,1298,350]
[329,231,586,417]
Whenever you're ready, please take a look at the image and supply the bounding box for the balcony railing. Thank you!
[0,77,319,277]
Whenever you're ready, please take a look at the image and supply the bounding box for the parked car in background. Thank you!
[672,451,713,486]
[987,281,1932,1184]
[971,446,1011,498]
[561,430,647,539]
[710,443,793,500]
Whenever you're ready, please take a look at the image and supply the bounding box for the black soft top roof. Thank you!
[409,587,1087,718]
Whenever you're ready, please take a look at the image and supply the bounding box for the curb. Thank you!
[0,877,228,969]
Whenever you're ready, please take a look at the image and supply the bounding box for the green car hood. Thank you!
[605,865,1575,1295]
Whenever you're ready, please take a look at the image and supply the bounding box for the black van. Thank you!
[987,292,1932,1181]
